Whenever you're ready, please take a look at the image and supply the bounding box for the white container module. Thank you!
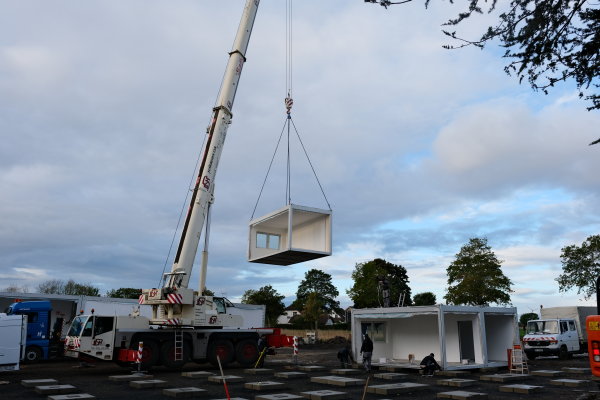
[248,204,332,265]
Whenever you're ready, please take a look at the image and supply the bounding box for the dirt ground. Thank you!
[1,344,598,400]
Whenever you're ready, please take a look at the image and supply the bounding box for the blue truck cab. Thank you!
[5,300,63,361]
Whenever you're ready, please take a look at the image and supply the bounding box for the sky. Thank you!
[1,0,599,317]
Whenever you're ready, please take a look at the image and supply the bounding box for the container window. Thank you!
[256,232,280,250]
[361,322,386,342]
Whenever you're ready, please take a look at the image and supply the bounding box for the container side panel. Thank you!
[484,314,515,361]
[389,315,439,361]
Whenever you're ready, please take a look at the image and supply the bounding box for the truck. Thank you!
[523,306,597,360]
[0,313,27,371]
[64,0,293,369]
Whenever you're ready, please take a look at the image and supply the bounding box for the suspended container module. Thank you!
[248,204,332,266]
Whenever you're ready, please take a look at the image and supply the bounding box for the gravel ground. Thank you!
[1,344,598,399]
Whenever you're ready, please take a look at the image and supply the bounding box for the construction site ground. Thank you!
[2,343,598,400]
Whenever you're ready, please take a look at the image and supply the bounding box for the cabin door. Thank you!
[457,321,475,362]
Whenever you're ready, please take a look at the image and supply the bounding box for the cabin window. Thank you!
[82,318,94,337]
[23,312,39,323]
[256,232,280,250]
[569,321,576,331]
[361,322,386,342]
[93,317,114,336]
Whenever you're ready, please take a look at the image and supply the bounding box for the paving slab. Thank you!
[550,378,588,387]
[34,385,78,395]
[373,372,409,380]
[274,372,308,379]
[244,368,274,375]
[366,382,429,395]
[329,368,363,376]
[129,379,168,389]
[437,379,477,387]
[21,379,58,387]
[437,390,488,399]
[209,398,249,400]
[48,395,96,400]
[162,387,207,398]
[438,370,470,377]
[255,394,304,400]
[207,375,244,384]
[499,384,543,394]
[562,367,591,374]
[108,374,153,381]
[379,364,405,372]
[244,381,287,391]
[181,371,214,378]
[479,373,530,382]
[297,366,327,372]
[531,370,562,377]
[299,390,347,400]
[310,375,364,387]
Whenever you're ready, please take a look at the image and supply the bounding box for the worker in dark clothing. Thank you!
[360,333,374,372]
[420,353,441,376]
[256,335,268,367]
[337,344,354,368]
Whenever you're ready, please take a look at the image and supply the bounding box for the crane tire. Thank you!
[208,339,235,367]
[235,338,259,367]
[160,340,189,370]
[131,339,159,369]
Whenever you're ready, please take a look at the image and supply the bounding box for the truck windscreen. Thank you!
[527,320,559,334]
[67,316,86,336]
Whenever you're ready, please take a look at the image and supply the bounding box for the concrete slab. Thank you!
[310,375,364,387]
[274,372,308,379]
[299,390,347,400]
[531,370,562,377]
[330,368,362,376]
[562,367,591,374]
[499,384,543,394]
[244,368,274,375]
[207,375,244,384]
[129,379,168,389]
[297,366,327,372]
[21,379,58,387]
[366,382,429,395]
[379,364,405,372]
[550,378,588,387]
[255,394,304,400]
[437,379,477,387]
[479,373,530,382]
[437,390,488,399]
[181,371,214,378]
[34,385,77,395]
[209,398,249,400]
[108,374,153,381]
[162,387,207,398]
[244,381,287,391]
[373,372,409,380]
[47,395,96,400]
[438,370,470,378]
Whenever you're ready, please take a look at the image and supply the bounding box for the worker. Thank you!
[257,335,268,367]
[360,333,373,372]
[420,353,442,376]
[337,343,354,368]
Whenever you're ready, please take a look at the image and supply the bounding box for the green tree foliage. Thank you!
[241,285,286,326]
[519,312,539,327]
[106,288,142,299]
[445,237,513,306]
[347,258,412,308]
[293,269,339,313]
[1,284,29,293]
[556,234,600,298]
[303,292,323,331]
[38,279,100,296]
[413,291,437,306]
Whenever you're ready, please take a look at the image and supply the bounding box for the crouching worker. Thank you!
[337,344,354,368]
[420,353,442,376]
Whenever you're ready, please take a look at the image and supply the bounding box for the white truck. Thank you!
[0,313,27,371]
[523,306,597,360]
[64,0,292,369]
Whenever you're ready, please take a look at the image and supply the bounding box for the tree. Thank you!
[37,279,100,296]
[347,258,412,308]
[445,237,513,306]
[556,234,600,298]
[520,312,539,327]
[38,279,65,294]
[293,269,339,313]
[303,292,323,332]
[413,291,437,306]
[2,284,28,293]
[241,285,286,326]
[106,288,142,299]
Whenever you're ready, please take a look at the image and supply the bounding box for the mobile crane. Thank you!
[64,0,292,369]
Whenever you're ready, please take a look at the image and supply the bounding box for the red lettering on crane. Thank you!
[202,176,211,189]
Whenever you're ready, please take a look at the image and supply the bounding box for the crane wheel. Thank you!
[160,341,190,370]
[235,338,259,367]
[208,339,235,367]
[131,339,159,369]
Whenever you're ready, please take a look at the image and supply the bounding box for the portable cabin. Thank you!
[248,204,332,265]
[351,305,518,370]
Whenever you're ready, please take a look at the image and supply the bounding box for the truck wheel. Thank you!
[131,339,159,369]
[208,339,235,367]
[160,341,190,370]
[235,338,259,367]
[559,345,569,360]
[525,353,537,360]
[24,346,42,362]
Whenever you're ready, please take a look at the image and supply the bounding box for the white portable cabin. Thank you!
[248,204,332,265]
[351,305,518,370]
[0,313,27,371]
